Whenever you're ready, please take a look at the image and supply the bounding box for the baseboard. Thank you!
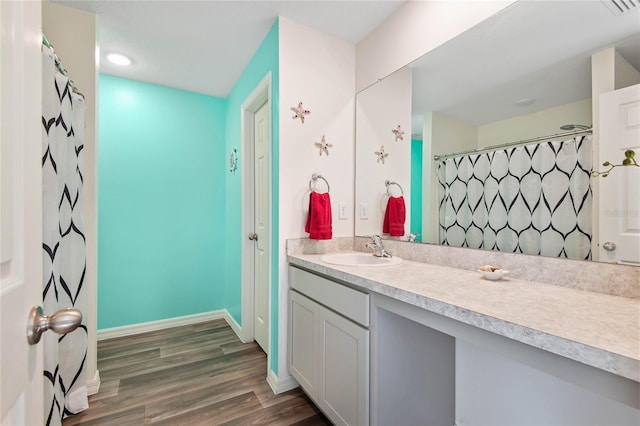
[222,310,248,343]
[267,369,299,394]
[87,370,100,396]
[97,310,227,340]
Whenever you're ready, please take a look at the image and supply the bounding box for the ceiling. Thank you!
[51,0,640,130]
[52,0,405,98]
[409,0,640,131]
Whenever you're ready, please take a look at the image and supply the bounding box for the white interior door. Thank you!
[253,101,270,352]
[598,84,640,265]
[0,1,44,425]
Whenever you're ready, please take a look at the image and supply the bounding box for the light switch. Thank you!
[359,203,368,219]
[338,202,348,220]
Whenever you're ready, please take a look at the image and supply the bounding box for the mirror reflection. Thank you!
[354,1,640,264]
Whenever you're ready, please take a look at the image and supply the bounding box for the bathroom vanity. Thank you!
[287,249,640,426]
[289,266,370,425]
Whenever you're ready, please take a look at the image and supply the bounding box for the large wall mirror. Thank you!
[355,1,640,264]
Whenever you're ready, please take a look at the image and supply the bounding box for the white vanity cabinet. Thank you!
[289,266,370,426]
[288,253,640,426]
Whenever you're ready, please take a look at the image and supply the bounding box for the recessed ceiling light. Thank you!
[107,53,131,66]
[515,98,535,107]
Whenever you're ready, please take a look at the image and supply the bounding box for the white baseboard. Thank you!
[87,370,100,396]
[267,369,299,394]
[94,310,254,399]
[222,310,248,343]
[97,310,228,340]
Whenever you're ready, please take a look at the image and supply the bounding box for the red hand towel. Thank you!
[305,191,332,240]
[383,195,406,237]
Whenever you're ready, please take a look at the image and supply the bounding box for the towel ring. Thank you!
[310,173,330,193]
[385,180,404,196]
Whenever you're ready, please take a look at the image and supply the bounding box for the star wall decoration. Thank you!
[315,135,333,156]
[392,125,405,142]
[291,101,311,123]
[375,145,389,164]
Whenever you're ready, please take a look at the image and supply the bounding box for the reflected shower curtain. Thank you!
[438,136,593,260]
[42,45,89,425]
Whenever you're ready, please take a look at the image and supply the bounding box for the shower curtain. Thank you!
[438,136,593,260]
[42,44,89,425]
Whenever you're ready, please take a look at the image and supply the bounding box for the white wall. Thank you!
[615,50,640,90]
[355,66,412,237]
[431,113,478,157]
[355,0,515,92]
[477,98,592,148]
[278,16,356,378]
[42,0,99,394]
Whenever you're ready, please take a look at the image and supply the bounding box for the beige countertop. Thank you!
[288,252,640,382]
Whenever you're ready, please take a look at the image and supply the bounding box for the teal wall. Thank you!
[98,75,227,329]
[411,138,423,242]
[224,20,280,372]
[99,21,281,373]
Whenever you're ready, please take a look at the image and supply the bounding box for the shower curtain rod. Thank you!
[433,128,592,161]
[42,34,85,99]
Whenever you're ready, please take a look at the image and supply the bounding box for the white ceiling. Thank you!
[53,0,405,97]
[51,0,640,131]
[409,0,640,130]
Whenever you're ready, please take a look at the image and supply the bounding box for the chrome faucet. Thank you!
[406,233,419,242]
[366,235,392,258]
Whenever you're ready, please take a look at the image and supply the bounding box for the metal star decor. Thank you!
[291,101,311,124]
[392,125,405,142]
[314,135,333,156]
[375,145,389,164]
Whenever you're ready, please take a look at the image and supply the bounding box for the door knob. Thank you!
[248,233,258,241]
[27,306,82,345]
[602,241,616,252]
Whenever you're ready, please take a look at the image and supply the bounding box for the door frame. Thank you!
[240,73,272,351]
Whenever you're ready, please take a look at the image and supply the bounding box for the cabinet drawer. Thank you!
[290,266,369,327]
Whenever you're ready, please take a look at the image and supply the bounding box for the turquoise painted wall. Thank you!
[98,75,227,329]
[224,20,279,372]
[411,138,423,242]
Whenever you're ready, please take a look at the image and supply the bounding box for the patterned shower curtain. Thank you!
[437,136,593,260]
[42,44,89,425]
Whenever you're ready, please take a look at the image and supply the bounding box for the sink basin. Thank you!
[320,252,403,267]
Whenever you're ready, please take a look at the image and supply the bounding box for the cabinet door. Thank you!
[318,307,370,426]
[289,291,319,399]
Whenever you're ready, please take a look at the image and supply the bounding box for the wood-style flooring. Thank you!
[62,319,331,425]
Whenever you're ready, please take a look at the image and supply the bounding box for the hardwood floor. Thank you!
[63,319,331,425]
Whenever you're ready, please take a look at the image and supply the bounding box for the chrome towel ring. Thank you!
[310,173,330,193]
[385,180,404,196]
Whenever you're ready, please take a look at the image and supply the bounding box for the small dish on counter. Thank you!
[478,265,509,281]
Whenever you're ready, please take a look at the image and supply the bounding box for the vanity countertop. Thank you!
[288,253,640,382]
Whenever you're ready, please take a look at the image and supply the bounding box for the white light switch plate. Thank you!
[359,203,368,219]
[338,202,347,219]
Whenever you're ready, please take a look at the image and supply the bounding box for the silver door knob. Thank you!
[248,233,258,241]
[602,241,616,252]
[27,306,82,345]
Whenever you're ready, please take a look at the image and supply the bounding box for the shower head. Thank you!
[560,124,591,131]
